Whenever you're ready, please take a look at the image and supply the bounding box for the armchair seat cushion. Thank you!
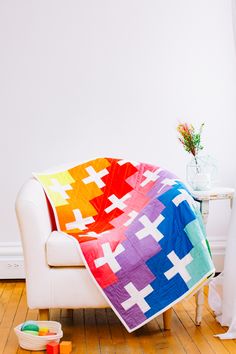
[46,231,84,266]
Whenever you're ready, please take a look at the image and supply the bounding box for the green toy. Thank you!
[22,324,39,331]
[22,330,39,336]
[21,320,39,332]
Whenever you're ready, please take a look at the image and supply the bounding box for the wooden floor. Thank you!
[0,281,236,354]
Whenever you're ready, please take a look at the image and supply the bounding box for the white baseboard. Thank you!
[0,237,226,279]
[0,242,25,279]
[208,238,226,273]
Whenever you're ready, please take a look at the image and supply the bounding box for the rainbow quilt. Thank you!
[34,157,215,332]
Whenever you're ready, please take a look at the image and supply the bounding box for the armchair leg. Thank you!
[163,308,172,330]
[39,309,49,321]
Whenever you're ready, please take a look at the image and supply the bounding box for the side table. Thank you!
[191,187,235,325]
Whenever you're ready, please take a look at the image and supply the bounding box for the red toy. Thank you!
[46,341,60,354]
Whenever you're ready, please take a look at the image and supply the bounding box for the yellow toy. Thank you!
[38,327,49,336]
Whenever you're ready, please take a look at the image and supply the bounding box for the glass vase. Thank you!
[186,155,217,191]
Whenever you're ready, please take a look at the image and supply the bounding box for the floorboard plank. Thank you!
[171,309,201,354]
[70,309,87,354]
[136,318,169,354]
[120,323,143,354]
[95,308,114,354]
[0,283,15,324]
[3,287,27,354]
[185,294,230,354]
[174,301,215,354]
[60,309,87,354]
[106,308,128,354]
[155,315,186,354]
[0,283,24,353]
[84,308,100,354]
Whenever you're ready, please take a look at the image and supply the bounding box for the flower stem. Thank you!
[194,156,200,173]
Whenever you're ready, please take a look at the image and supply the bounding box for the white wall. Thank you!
[0,0,236,272]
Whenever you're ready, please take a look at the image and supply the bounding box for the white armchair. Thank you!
[15,179,109,318]
[15,178,173,328]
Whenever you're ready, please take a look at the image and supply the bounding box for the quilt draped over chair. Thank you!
[34,157,215,332]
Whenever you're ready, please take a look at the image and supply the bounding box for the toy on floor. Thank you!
[21,321,39,332]
[60,341,72,354]
[46,341,60,354]
[46,340,72,354]
[20,321,56,336]
[15,320,63,351]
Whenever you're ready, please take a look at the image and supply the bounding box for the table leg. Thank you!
[195,287,204,325]
[196,200,209,325]
[200,200,209,225]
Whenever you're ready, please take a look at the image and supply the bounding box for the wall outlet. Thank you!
[0,258,25,279]
[7,261,24,269]
[0,242,25,279]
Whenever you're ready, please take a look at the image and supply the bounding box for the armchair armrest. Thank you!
[15,178,53,307]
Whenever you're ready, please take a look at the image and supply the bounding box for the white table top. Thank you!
[190,187,235,201]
